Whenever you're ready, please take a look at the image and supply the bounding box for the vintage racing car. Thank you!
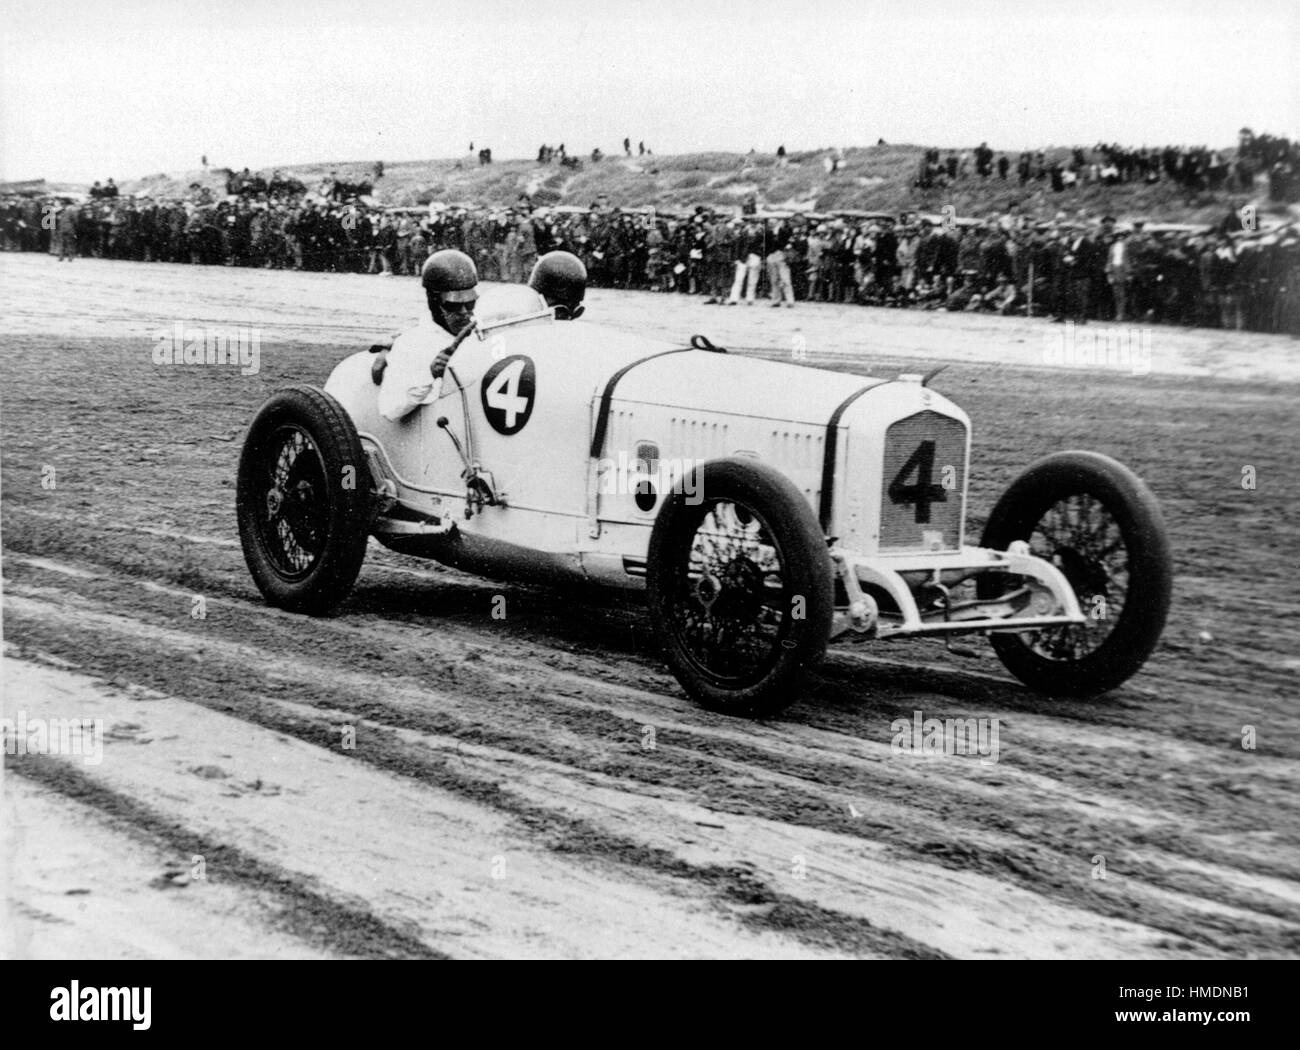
[236,305,1173,716]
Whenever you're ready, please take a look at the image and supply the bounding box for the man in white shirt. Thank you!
[1105,223,1132,322]
[377,250,478,422]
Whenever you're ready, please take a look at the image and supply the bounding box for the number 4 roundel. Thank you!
[480,355,536,435]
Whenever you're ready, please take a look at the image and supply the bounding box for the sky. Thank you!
[1,0,1296,183]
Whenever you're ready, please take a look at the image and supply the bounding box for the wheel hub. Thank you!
[694,572,722,610]
[697,557,764,620]
[1054,546,1110,604]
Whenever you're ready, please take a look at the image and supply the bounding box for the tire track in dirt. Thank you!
[8,755,450,960]
[6,551,1297,956]
[4,775,350,960]
[3,586,939,958]
[5,493,1296,949]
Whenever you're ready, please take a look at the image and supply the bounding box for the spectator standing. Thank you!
[1103,219,1131,320]
[851,224,875,301]
[834,225,857,302]
[394,213,414,275]
[369,212,395,275]
[933,220,960,294]
[499,214,520,282]
[875,220,900,298]
[980,228,1014,288]
[1060,225,1100,322]
[644,219,667,291]
[703,215,734,303]
[786,222,809,300]
[805,225,827,301]
[408,222,429,274]
[516,214,538,284]
[56,202,79,261]
[896,225,919,298]
[1127,221,1156,320]
[1208,235,1241,329]
[727,220,763,305]
[766,220,796,307]
[957,225,982,278]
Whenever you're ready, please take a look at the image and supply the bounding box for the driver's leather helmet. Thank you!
[528,251,586,319]
[421,249,478,333]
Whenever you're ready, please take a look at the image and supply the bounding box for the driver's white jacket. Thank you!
[377,317,447,421]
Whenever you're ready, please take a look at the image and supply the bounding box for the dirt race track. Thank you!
[2,253,1298,959]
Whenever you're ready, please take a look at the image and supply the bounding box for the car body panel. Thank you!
[322,312,1082,642]
[326,317,972,557]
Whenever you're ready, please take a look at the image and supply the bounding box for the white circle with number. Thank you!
[480,355,536,435]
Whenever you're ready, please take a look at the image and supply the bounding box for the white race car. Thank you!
[236,306,1172,715]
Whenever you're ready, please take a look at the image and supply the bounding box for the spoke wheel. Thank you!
[978,450,1172,696]
[648,457,832,717]
[237,385,372,614]
[259,425,329,580]
[671,499,791,684]
[1022,493,1130,661]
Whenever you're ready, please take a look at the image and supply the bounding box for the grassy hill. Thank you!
[123,144,1287,225]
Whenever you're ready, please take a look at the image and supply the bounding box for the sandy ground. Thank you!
[2,253,1296,382]
[2,252,1297,959]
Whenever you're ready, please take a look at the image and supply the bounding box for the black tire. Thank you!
[647,457,833,717]
[236,384,371,614]
[977,450,1172,696]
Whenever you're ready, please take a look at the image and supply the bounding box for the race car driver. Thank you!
[528,250,587,319]
[377,249,478,421]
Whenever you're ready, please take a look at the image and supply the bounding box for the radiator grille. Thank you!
[879,410,966,550]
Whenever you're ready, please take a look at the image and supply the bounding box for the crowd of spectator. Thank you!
[916,131,1298,203]
[534,139,653,168]
[4,151,1296,336]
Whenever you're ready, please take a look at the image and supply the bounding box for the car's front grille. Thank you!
[879,410,967,551]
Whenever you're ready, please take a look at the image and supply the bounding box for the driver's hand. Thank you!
[430,346,454,379]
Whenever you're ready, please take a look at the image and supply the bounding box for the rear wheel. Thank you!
[236,384,371,614]
[647,457,833,716]
[977,450,1172,696]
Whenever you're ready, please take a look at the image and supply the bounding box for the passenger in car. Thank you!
[528,251,587,319]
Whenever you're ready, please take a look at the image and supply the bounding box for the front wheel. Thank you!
[977,450,1172,696]
[646,457,833,717]
[236,384,372,614]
